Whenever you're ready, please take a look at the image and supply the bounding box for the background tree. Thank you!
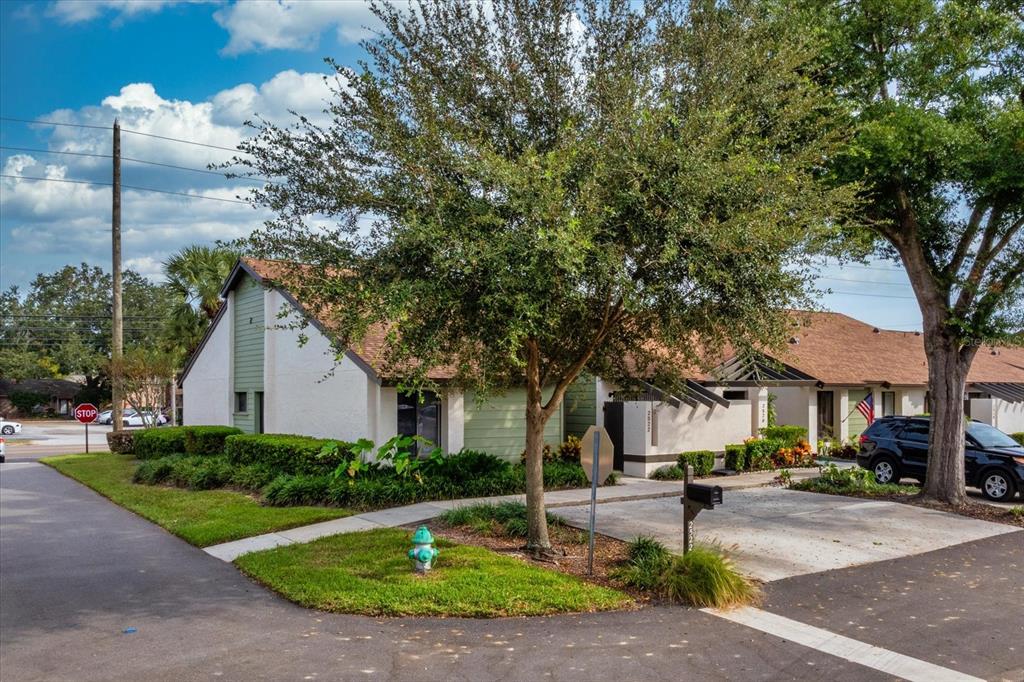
[804,0,1024,504]
[162,245,238,355]
[109,347,177,428]
[0,264,175,400]
[235,0,857,552]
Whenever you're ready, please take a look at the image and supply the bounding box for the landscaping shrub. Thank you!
[723,444,746,471]
[745,438,783,471]
[650,464,686,480]
[1011,432,1024,446]
[612,536,758,607]
[263,473,333,506]
[133,427,189,459]
[422,449,510,481]
[229,462,279,490]
[106,430,135,454]
[677,450,715,477]
[225,434,353,475]
[440,502,571,539]
[184,426,243,456]
[791,463,917,496]
[187,456,233,490]
[657,546,759,608]
[759,425,808,447]
[558,435,582,461]
[133,455,180,484]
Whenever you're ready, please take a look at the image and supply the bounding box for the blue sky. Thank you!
[0,0,924,331]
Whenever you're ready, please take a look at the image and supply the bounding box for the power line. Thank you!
[0,145,273,185]
[817,276,911,288]
[824,289,917,300]
[0,174,252,205]
[0,116,253,155]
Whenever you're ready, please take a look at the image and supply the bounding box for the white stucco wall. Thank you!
[262,290,373,441]
[992,399,1024,434]
[182,296,232,426]
[900,389,927,416]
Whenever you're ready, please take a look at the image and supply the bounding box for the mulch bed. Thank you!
[406,521,651,604]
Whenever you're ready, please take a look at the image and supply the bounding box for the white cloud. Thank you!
[213,0,377,55]
[47,0,209,24]
[0,71,335,289]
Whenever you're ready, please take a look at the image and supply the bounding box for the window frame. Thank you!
[235,391,248,414]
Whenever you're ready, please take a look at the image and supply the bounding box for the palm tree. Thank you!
[163,245,238,354]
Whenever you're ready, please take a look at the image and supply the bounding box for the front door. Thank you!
[602,402,624,471]
[816,391,835,438]
[255,392,264,434]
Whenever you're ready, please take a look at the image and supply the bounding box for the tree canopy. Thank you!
[236,0,858,549]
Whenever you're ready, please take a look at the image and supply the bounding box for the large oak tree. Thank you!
[236,0,857,552]
[805,0,1023,504]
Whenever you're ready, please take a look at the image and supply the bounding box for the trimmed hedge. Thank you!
[723,443,747,471]
[185,426,243,456]
[224,434,353,475]
[677,450,715,477]
[106,430,134,454]
[759,425,808,448]
[133,427,190,459]
[651,464,686,480]
[1011,432,1024,446]
[745,438,784,471]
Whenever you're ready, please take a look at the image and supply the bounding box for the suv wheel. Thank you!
[872,456,900,485]
[1,425,14,435]
[980,470,1015,503]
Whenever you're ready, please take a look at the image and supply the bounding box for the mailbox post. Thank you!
[680,465,723,554]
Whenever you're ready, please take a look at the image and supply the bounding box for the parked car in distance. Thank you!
[858,416,1024,502]
[97,410,113,425]
[1,419,23,436]
[122,410,168,427]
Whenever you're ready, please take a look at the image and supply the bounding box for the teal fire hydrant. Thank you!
[408,526,439,573]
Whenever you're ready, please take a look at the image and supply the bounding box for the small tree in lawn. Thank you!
[109,347,175,428]
[234,0,857,553]
[803,0,1024,504]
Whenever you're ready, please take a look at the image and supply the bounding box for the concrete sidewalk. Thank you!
[203,468,825,562]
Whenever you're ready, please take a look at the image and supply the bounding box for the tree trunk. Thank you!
[920,337,973,506]
[523,341,552,554]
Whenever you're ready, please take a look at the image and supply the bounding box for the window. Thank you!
[899,422,929,443]
[723,390,748,400]
[235,392,247,413]
[397,391,440,455]
[882,391,896,417]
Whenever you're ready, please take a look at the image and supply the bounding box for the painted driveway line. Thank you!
[553,488,1019,582]
[706,607,984,682]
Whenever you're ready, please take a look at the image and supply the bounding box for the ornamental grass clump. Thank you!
[613,536,759,608]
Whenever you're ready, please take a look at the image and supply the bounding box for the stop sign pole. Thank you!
[74,403,98,454]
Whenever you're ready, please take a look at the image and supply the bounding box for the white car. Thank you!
[122,411,168,427]
[1,419,22,436]
[97,410,113,425]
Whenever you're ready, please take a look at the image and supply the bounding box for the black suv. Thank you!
[857,416,1024,502]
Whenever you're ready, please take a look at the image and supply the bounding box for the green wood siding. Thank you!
[233,274,264,434]
[848,389,870,437]
[564,374,597,438]
[463,388,564,460]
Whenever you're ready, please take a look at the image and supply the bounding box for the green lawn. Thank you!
[235,527,632,617]
[42,454,352,547]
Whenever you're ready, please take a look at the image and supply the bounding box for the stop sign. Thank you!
[74,403,98,424]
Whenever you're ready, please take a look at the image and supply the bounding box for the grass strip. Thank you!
[42,453,352,547]
[235,527,632,617]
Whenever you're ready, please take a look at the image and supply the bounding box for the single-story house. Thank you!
[707,312,1024,447]
[180,258,565,459]
[180,259,1024,476]
[0,378,84,418]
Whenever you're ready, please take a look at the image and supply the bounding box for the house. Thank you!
[0,377,84,418]
[712,312,1024,446]
[179,258,565,459]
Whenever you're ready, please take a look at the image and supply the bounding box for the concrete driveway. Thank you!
[555,487,1019,582]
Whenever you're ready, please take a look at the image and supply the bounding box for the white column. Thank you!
[805,387,818,450]
[836,388,850,442]
[751,387,769,436]
[871,386,884,423]
[444,391,465,454]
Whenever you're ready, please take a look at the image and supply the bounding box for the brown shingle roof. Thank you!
[758,311,1024,386]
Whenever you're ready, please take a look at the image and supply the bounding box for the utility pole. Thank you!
[111,119,124,430]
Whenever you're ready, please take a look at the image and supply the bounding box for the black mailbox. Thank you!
[685,483,723,508]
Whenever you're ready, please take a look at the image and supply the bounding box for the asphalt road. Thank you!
[1,462,1020,681]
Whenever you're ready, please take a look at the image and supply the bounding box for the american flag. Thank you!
[856,393,875,424]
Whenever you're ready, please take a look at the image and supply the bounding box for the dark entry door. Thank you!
[602,402,624,471]
[817,391,835,438]
[255,392,264,434]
